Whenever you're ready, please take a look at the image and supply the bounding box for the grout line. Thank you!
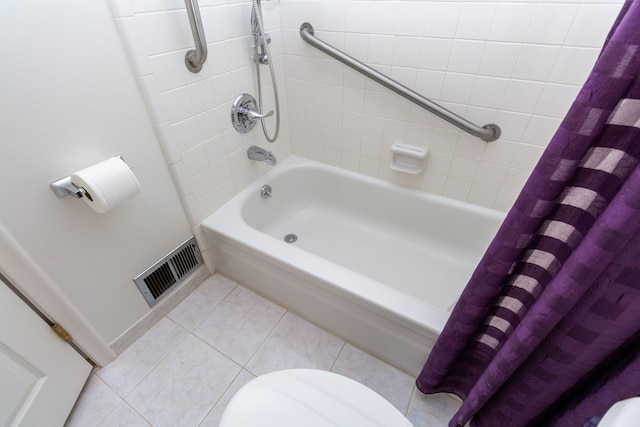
[328,340,348,373]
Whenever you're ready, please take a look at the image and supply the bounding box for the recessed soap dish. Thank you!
[390,144,428,174]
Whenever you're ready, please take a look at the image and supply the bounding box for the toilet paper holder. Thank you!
[50,176,86,199]
[50,155,123,199]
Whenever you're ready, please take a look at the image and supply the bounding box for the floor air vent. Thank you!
[134,237,203,307]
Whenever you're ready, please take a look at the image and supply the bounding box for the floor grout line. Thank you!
[69,274,460,427]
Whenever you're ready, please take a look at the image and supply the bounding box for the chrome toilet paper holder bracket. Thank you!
[50,176,86,199]
[50,155,122,199]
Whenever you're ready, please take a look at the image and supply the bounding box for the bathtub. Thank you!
[201,156,503,375]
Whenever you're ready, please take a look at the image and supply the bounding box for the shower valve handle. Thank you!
[231,93,274,134]
[243,107,273,120]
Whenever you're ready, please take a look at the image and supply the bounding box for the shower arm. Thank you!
[299,23,501,142]
[184,0,208,73]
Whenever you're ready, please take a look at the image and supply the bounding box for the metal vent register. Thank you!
[134,237,203,307]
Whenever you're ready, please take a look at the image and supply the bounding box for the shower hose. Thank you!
[252,0,280,143]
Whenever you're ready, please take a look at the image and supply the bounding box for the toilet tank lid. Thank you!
[220,369,414,427]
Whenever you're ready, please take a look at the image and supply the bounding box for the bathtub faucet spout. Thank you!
[247,145,277,165]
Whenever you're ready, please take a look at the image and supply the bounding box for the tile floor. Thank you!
[65,274,460,427]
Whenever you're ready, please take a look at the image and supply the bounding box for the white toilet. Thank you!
[220,369,414,427]
[598,397,640,427]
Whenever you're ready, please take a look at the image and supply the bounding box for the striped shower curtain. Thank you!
[416,2,640,426]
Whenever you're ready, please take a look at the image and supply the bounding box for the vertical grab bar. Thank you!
[184,0,207,73]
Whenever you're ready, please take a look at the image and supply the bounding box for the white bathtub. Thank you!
[201,156,503,375]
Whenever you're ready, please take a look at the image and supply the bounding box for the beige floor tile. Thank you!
[198,369,255,426]
[193,286,286,365]
[168,275,235,331]
[331,343,415,414]
[246,312,345,376]
[407,391,461,426]
[97,318,187,397]
[65,376,122,427]
[126,335,240,427]
[97,401,150,427]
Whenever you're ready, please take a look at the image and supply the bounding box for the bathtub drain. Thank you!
[284,233,298,243]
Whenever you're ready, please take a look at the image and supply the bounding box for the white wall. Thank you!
[0,0,193,345]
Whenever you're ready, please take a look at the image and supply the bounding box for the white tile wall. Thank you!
[107,0,292,269]
[280,0,623,211]
[107,0,623,270]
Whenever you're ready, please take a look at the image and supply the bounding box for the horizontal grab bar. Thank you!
[184,0,208,73]
[299,23,500,142]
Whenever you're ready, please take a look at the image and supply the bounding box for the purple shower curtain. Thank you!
[416,2,640,426]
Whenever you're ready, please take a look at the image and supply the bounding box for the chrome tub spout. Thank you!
[247,146,277,165]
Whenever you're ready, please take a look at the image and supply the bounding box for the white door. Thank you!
[0,281,92,427]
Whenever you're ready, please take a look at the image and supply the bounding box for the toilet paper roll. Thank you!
[70,157,140,214]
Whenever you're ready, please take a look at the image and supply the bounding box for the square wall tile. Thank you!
[565,4,623,48]
[189,167,215,198]
[526,4,579,45]
[367,35,394,65]
[419,38,453,71]
[449,157,479,182]
[511,143,545,171]
[455,2,496,41]
[512,45,561,82]
[448,40,485,74]
[488,3,536,43]
[161,86,195,123]
[344,1,370,33]
[474,162,508,188]
[468,184,499,209]
[137,76,168,124]
[424,2,460,38]
[470,76,508,109]
[443,178,472,201]
[188,79,217,112]
[396,2,427,37]
[172,117,202,153]
[494,190,519,212]
[482,139,518,166]
[392,37,422,68]
[549,47,599,86]
[501,80,545,113]
[155,122,181,165]
[536,84,579,118]
[370,1,398,35]
[441,73,476,105]
[182,144,209,177]
[322,1,346,32]
[478,43,520,78]
[135,10,192,56]
[522,116,561,148]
